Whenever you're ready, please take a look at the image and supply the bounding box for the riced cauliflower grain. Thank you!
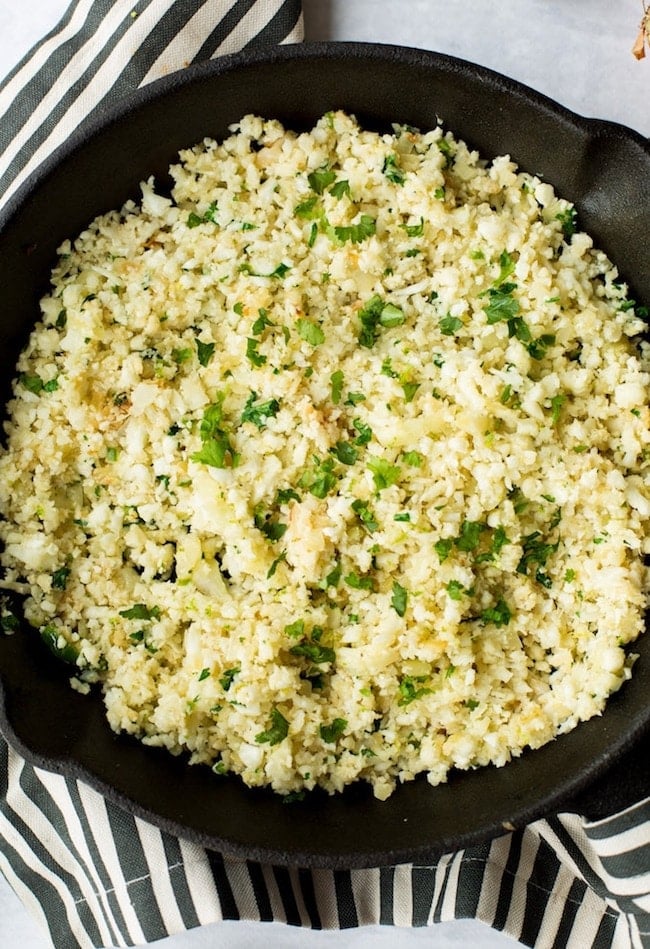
[1,112,649,800]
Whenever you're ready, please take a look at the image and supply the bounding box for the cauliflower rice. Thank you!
[0,111,649,801]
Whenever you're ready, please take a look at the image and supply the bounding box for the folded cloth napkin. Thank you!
[1,3,649,948]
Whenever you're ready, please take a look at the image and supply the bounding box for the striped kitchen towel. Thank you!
[1,3,650,949]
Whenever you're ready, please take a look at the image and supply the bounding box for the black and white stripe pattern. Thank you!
[0,0,303,212]
[2,744,650,948]
[2,3,650,948]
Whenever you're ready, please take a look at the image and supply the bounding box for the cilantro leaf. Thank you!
[255,707,289,745]
[334,215,376,244]
[297,318,325,346]
[196,339,215,367]
[308,166,337,194]
[241,391,280,429]
[391,581,408,617]
[320,718,347,743]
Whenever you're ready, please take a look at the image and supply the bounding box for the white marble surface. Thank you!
[0,1,647,947]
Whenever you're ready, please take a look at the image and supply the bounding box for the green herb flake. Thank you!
[353,418,373,446]
[196,339,215,367]
[198,667,211,682]
[308,166,337,194]
[1,610,19,633]
[556,206,578,239]
[330,179,351,199]
[484,283,520,324]
[397,676,432,706]
[435,538,453,563]
[290,636,335,666]
[344,571,376,591]
[403,217,424,237]
[330,370,344,404]
[494,250,516,286]
[446,579,466,600]
[219,666,240,691]
[481,599,512,626]
[549,393,566,425]
[299,456,339,499]
[351,498,379,532]
[391,581,408,617]
[455,520,485,552]
[40,625,79,664]
[367,456,401,491]
[119,603,161,621]
[330,440,358,465]
[52,566,71,590]
[320,718,347,743]
[357,294,405,346]
[382,153,406,185]
[255,707,289,745]
[439,314,463,336]
[401,379,420,403]
[394,512,411,522]
[402,450,423,467]
[245,337,266,367]
[241,391,280,429]
[334,215,376,245]
[297,318,325,346]
[252,308,274,335]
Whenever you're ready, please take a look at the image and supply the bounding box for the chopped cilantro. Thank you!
[402,450,423,467]
[494,250,516,286]
[334,215,376,244]
[299,456,339,499]
[252,308,274,335]
[435,538,453,563]
[255,707,289,745]
[330,179,351,199]
[398,676,432,706]
[330,370,344,404]
[353,418,373,446]
[330,440,358,465]
[455,520,485,552]
[549,393,566,425]
[191,397,238,469]
[241,391,280,429]
[119,604,161,621]
[344,571,376,591]
[439,314,463,336]
[446,580,466,600]
[383,154,405,185]
[52,566,70,590]
[400,379,420,402]
[481,599,511,626]
[351,498,378,532]
[320,718,347,743]
[196,339,215,367]
[367,456,400,491]
[40,626,79,665]
[358,295,405,347]
[308,166,337,194]
[484,283,520,324]
[403,217,424,237]
[198,667,211,682]
[297,318,325,346]
[245,337,266,367]
[391,581,408,617]
[556,206,577,239]
[219,666,240,691]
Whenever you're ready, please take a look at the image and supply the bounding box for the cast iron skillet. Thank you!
[0,43,649,869]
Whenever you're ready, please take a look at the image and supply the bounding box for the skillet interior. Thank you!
[0,42,648,868]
